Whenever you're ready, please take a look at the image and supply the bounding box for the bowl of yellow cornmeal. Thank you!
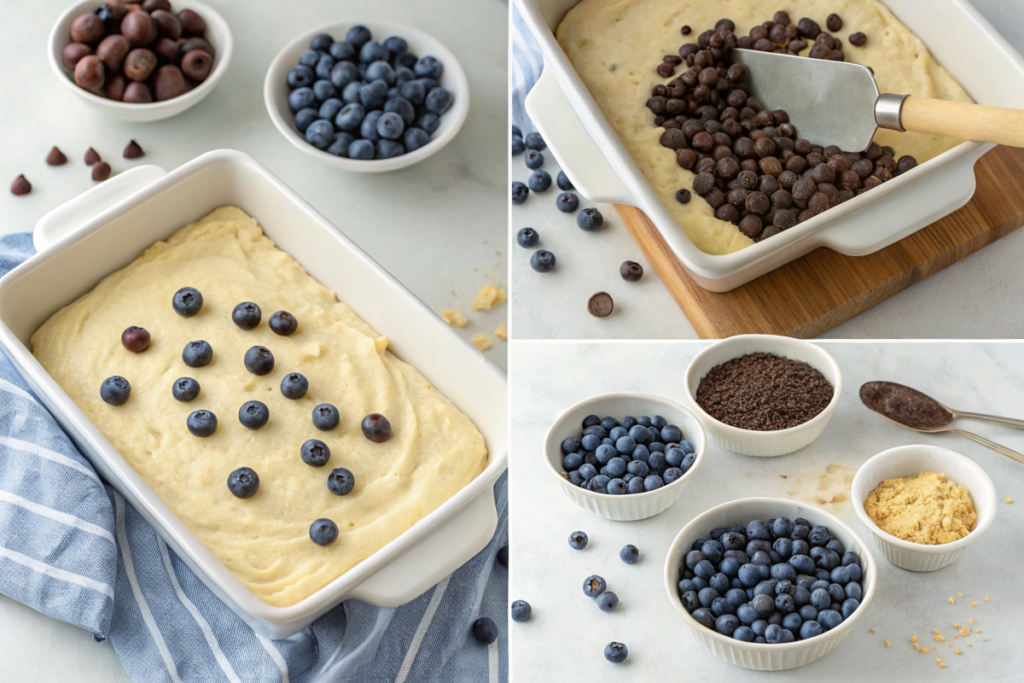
[852,444,996,572]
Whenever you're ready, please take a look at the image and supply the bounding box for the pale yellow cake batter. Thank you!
[557,0,973,254]
[863,472,976,545]
[32,207,488,607]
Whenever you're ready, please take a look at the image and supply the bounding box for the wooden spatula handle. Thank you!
[900,96,1024,148]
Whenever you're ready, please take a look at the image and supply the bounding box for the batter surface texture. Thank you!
[32,207,488,607]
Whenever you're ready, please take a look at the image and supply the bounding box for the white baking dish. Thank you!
[0,150,507,639]
[516,0,1024,291]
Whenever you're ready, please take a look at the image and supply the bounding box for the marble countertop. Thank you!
[510,0,1024,340]
[0,0,506,679]
[510,341,1023,680]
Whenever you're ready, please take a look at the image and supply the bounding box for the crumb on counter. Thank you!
[472,285,507,311]
[911,636,917,643]
[985,597,990,601]
[442,309,468,328]
[885,640,889,647]
[948,598,955,604]
[960,626,970,636]
[957,592,962,597]
[971,602,977,607]
[1006,498,1012,504]
[494,323,508,341]
[472,334,492,351]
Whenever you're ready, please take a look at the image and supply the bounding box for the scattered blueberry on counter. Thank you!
[172,377,200,402]
[524,149,544,170]
[678,517,864,644]
[238,400,270,430]
[327,467,355,495]
[310,518,339,546]
[100,376,131,406]
[556,171,573,191]
[604,642,628,664]
[244,346,275,376]
[620,261,644,282]
[361,413,392,442]
[186,409,217,437]
[182,340,213,368]
[312,403,340,431]
[285,26,453,159]
[597,591,619,612]
[576,207,603,232]
[560,414,696,494]
[511,600,532,622]
[472,617,498,645]
[524,132,546,151]
[172,286,203,317]
[583,575,607,598]
[528,169,552,193]
[512,181,529,205]
[530,250,556,273]
[227,467,260,499]
[555,192,579,213]
[620,544,639,564]
[516,227,539,248]
[569,530,588,550]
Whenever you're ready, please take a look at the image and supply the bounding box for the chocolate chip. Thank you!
[849,32,867,47]
[797,17,821,39]
[774,11,792,25]
[758,156,783,177]
[773,208,796,230]
[123,140,144,158]
[84,147,101,165]
[675,188,692,203]
[716,157,740,178]
[715,203,740,223]
[620,261,643,282]
[851,158,874,178]
[827,14,843,31]
[693,172,716,196]
[739,214,763,238]
[10,174,31,196]
[896,156,918,175]
[92,161,111,181]
[47,147,68,165]
[660,128,688,150]
[657,62,675,78]
[705,188,726,210]
[676,149,697,170]
[587,292,614,318]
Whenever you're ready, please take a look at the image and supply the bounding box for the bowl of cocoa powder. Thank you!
[684,335,841,457]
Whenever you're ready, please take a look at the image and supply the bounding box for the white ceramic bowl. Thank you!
[664,497,877,671]
[684,335,842,457]
[851,444,996,572]
[543,392,706,521]
[264,21,470,172]
[48,0,233,122]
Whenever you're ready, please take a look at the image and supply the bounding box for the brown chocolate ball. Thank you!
[181,36,214,58]
[123,48,157,81]
[124,80,153,103]
[74,55,105,90]
[150,9,182,40]
[153,64,187,101]
[96,34,130,72]
[177,9,207,36]
[104,73,127,100]
[71,12,106,45]
[121,10,156,47]
[63,42,94,70]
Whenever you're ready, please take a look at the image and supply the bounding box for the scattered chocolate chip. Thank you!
[826,14,843,32]
[92,161,112,181]
[681,25,692,36]
[85,147,101,165]
[10,175,31,196]
[849,32,867,47]
[46,147,68,165]
[123,140,144,158]
[587,292,614,318]
[620,261,644,282]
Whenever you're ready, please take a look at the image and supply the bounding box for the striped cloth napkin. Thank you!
[0,233,508,683]
[511,5,544,133]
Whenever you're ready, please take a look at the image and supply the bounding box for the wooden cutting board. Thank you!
[616,145,1024,338]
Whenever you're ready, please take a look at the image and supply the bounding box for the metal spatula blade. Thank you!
[731,49,892,153]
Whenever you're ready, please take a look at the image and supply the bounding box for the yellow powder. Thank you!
[863,472,977,544]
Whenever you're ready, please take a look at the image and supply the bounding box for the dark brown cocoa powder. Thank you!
[696,352,833,430]
[859,381,953,430]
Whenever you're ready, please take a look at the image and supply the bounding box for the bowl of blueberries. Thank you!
[543,392,706,521]
[264,21,469,171]
[664,497,876,671]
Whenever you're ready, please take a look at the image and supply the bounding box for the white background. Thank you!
[510,341,1022,680]
[510,1,1024,340]
[0,0,507,679]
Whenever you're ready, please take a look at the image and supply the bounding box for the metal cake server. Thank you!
[731,49,1024,153]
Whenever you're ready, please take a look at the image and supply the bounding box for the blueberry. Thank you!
[182,340,212,368]
[799,604,818,621]
[826,539,846,557]
[525,132,545,150]
[425,86,452,114]
[844,581,862,601]
[346,25,371,49]
[330,61,360,89]
[414,55,443,79]
[817,609,843,631]
[606,478,628,495]
[618,544,639,564]
[792,539,810,557]
[366,60,395,85]
[359,80,389,110]
[359,40,388,64]
[516,227,539,248]
[305,404,339,433]
[329,41,355,61]
[608,425,627,441]
[269,310,298,336]
[310,33,334,51]
[590,475,610,493]
[747,520,771,541]
[660,425,683,444]
[561,437,581,454]
[609,456,631,477]
[394,128,428,154]
[530,250,555,273]
[399,79,426,106]
[415,112,441,137]
[710,574,731,595]
[597,591,619,612]
[238,401,269,430]
[511,181,529,205]
[715,613,740,636]
[830,566,851,585]
[562,453,582,471]
[789,554,815,575]
[808,525,831,546]
[661,467,684,485]
[840,598,859,619]
[371,112,403,142]
[644,474,664,491]
[288,65,315,88]
[310,518,339,546]
[187,410,217,437]
[512,136,525,155]
[604,642,627,664]
[556,171,574,190]
[343,139,371,160]
[341,80,362,104]
[170,377,200,403]
[294,108,319,133]
[626,477,645,494]
[172,286,203,316]
[315,55,335,81]
[626,459,649,479]
[569,531,588,550]
[583,575,606,598]
[305,119,335,150]
[614,436,636,455]
[809,588,830,610]
[799,620,823,640]
[244,346,274,376]
[524,149,544,169]
[841,551,861,567]
[299,50,320,67]
[578,463,597,480]
[325,467,354,496]
[647,451,666,472]
[319,98,344,121]
[327,132,354,157]
[510,600,531,622]
[100,376,130,405]
[227,467,259,499]
[361,413,392,442]
[770,563,796,582]
[384,96,416,126]
[556,192,579,212]
[312,79,337,103]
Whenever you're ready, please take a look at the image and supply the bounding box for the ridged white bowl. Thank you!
[684,335,842,457]
[543,392,706,521]
[664,498,877,671]
[852,444,996,572]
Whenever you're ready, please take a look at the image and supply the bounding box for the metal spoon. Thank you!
[860,381,1024,465]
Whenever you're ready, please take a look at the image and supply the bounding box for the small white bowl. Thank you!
[543,392,706,521]
[684,335,842,457]
[851,444,996,572]
[664,497,877,671]
[264,21,470,172]
[48,0,233,122]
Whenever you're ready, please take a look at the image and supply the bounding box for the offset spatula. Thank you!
[731,49,1024,152]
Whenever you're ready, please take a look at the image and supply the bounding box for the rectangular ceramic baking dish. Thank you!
[0,150,507,639]
[516,0,1024,291]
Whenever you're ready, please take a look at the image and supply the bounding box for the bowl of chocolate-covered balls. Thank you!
[49,0,232,122]
[664,497,876,671]
[264,22,470,172]
[544,392,706,521]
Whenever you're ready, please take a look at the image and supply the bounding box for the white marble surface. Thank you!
[510,341,1023,680]
[510,1,1024,340]
[0,0,506,680]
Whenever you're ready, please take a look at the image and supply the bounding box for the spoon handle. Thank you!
[953,411,1024,430]
[950,429,1024,465]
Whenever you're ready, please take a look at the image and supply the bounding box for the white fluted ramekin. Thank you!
[684,335,842,457]
[544,392,706,521]
[852,444,996,572]
[664,497,877,671]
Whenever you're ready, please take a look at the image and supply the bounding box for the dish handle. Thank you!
[347,488,499,607]
[33,164,168,253]
[525,63,633,204]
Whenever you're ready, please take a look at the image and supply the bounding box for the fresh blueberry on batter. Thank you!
[227,467,260,499]
[301,439,331,467]
[269,310,298,336]
[172,286,203,317]
[281,372,309,399]
[187,410,217,437]
[361,413,392,442]
[309,518,339,546]
[327,467,355,495]
[238,401,270,430]
[312,403,340,431]
[232,302,261,330]
[100,376,130,405]
[172,377,200,402]
[182,340,213,368]
[244,346,275,376]
[471,617,497,645]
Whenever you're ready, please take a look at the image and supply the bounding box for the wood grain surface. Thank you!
[616,145,1024,339]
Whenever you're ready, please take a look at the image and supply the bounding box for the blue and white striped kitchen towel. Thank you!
[511,4,544,134]
[0,233,508,683]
